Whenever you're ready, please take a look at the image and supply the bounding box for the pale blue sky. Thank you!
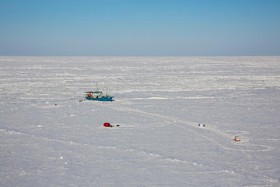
[0,0,280,56]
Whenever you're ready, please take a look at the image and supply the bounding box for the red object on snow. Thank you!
[103,122,112,127]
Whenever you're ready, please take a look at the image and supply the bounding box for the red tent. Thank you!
[103,122,112,127]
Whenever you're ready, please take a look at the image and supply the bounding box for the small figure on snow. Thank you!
[198,123,206,127]
[234,136,241,142]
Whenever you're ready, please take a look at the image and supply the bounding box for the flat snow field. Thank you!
[0,56,280,187]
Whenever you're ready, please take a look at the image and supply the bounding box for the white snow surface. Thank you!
[0,56,280,186]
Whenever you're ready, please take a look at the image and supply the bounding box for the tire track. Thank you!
[96,103,275,152]
[0,128,233,175]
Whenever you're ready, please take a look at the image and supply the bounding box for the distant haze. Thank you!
[0,0,280,56]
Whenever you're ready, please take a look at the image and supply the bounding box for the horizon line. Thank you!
[1,55,280,57]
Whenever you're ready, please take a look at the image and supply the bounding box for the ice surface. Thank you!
[0,56,280,186]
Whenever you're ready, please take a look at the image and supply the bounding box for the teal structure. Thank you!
[85,91,114,101]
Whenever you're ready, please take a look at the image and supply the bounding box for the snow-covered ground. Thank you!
[0,56,280,186]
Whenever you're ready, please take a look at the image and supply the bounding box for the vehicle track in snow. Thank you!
[0,128,235,175]
[92,102,280,184]
[95,102,275,153]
